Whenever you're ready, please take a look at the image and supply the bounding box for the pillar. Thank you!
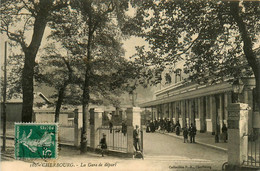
[244,88,253,133]
[89,108,103,149]
[227,103,249,168]
[74,109,81,147]
[219,94,223,133]
[196,97,202,131]
[224,92,229,126]
[210,95,216,134]
[126,107,141,128]
[127,126,134,153]
[125,107,141,154]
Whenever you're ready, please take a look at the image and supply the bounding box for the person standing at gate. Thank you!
[100,134,107,157]
[133,125,141,151]
[189,123,197,143]
[109,121,113,133]
[122,121,127,136]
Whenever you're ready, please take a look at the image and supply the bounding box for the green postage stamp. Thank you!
[15,123,58,159]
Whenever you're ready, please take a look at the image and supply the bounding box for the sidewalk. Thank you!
[156,130,228,152]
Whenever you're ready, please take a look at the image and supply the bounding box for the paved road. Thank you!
[1,132,227,170]
[143,132,227,170]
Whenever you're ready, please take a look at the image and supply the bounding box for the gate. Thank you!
[243,129,260,168]
[97,126,128,152]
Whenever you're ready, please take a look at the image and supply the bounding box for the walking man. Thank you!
[189,123,197,143]
[183,125,188,143]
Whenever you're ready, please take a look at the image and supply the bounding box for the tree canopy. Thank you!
[129,0,260,109]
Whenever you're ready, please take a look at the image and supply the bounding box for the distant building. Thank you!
[1,92,53,122]
[139,77,259,134]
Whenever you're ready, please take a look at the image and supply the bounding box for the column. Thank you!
[125,107,141,154]
[224,93,229,126]
[196,97,202,131]
[206,96,213,133]
[211,95,217,134]
[74,109,81,147]
[244,88,253,133]
[227,103,249,169]
[89,108,103,149]
[126,107,141,128]
[219,94,223,133]
[180,100,185,128]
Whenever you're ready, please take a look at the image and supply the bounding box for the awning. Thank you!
[139,81,233,108]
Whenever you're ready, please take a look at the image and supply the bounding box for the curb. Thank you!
[158,132,228,152]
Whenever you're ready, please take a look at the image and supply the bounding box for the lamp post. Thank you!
[129,90,137,107]
[232,79,244,103]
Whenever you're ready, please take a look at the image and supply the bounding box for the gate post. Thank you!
[127,126,134,153]
[90,108,103,149]
[227,103,249,169]
[126,107,142,154]
[74,109,81,147]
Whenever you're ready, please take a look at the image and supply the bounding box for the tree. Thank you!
[36,43,80,122]
[129,0,260,111]
[1,0,69,122]
[46,0,138,152]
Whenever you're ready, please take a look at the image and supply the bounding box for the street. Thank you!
[1,131,227,171]
[143,132,227,170]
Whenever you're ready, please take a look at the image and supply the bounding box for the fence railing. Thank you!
[97,126,128,153]
[243,129,260,168]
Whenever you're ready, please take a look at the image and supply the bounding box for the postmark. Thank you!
[14,123,58,159]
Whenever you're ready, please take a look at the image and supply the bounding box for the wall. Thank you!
[1,102,22,122]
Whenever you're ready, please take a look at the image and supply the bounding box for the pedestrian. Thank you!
[222,123,228,143]
[167,119,171,133]
[154,119,158,130]
[146,121,150,133]
[175,121,181,136]
[109,121,113,133]
[188,123,197,143]
[183,125,188,143]
[150,120,155,133]
[100,134,107,157]
[133,125,141,151]
[122,121,127,136]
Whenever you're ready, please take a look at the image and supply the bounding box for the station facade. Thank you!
[139,77,259,134]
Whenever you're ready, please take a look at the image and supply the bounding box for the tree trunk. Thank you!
[230,2,260,111]
[80,7,94,153]
[80,70,90,153]
[54,82,68,123]
[21,51,35,122]
[21,13,48,122]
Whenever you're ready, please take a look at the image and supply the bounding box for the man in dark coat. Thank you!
[154,119,158,130]
[183,125,189,143]
[122,121,127,136]
[109,121,113,133]
[222,124,228,143]
[188,123,197,143]
[175,121,181,136]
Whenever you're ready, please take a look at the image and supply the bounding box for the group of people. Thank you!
[146,118,181,135]
[183,123,197,143]
[146,118,197,143]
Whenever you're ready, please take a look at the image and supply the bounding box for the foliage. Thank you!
[129,0,259,85]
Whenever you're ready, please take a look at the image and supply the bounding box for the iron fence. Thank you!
[243,129,260,168]
[97,126,127,152]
